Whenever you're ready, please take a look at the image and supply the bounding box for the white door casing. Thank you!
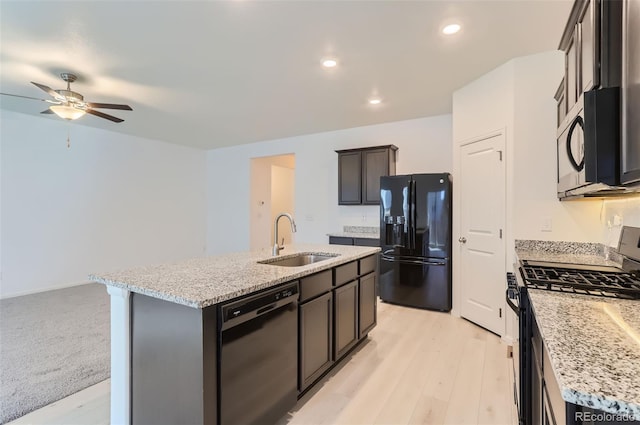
[459,132,506,336]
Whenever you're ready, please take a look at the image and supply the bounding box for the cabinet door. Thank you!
[579,0,598,91]
[334,280,358,359]
[621,0,640,184]
[338,152,362,205]
[565,29,579,112]
[358,272,377,338]
[299,292,333,391]
[362,148,390,205]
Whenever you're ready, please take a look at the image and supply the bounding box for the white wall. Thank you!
[512,52,606,244]
[207,115,452,254]
[1,110,207,298]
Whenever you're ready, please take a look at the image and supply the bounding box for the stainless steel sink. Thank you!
[258,253,339,267]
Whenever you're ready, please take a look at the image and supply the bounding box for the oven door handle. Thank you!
[505,289,520,314]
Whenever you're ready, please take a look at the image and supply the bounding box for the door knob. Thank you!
[458,237,467,244]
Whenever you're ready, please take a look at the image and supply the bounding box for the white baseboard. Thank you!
[0,280,91,299]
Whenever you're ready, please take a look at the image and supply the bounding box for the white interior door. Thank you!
[459,133,506,335]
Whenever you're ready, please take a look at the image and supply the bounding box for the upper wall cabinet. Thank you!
[621,0,640,185]
[336,145,398,205]
[557,0,622,131]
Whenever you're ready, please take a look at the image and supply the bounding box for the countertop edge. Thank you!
[327,232,380,239]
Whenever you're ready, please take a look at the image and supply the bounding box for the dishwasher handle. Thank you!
[221,282,299,330]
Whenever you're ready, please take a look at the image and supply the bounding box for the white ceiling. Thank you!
[0,0,572,150]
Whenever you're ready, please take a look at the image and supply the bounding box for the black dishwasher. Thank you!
[218,282,299,425]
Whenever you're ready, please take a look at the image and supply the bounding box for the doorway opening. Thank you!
[250,154,296,251]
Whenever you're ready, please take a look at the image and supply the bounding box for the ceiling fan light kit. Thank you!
[49,104,86,120]
[1,72,132,123]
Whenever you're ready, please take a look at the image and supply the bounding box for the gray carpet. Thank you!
[0,283,110,424]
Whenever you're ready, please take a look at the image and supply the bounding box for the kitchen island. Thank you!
[90,244,380,425]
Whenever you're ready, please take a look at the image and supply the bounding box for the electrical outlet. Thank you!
[305,214,314,222]
[362,214,367,222]
[613,214,622,226]
[541,217,552,232]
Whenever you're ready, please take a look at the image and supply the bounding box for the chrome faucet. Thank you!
[273,212,297,256]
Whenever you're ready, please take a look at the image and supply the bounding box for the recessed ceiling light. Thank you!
[322,58,338,68]
[369,98,382,105]
[442,23,461,35]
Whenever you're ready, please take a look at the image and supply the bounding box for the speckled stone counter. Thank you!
[515,240,640,418]
[515,240,623,266]
[528,290,640,417]
[327,225,379,240]
[327,232,380,239]
[89,244,380,309]
[515,248,622,268]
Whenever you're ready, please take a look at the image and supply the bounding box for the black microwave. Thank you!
[557,87,622,198]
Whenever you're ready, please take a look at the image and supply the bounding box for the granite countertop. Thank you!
[528,290,640,417]
[516,249,621,268]
[89,244,380,309]
[327,232,380,239]
[516,241,639,417]
[327,226,379,240]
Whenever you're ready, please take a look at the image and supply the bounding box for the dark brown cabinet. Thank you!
[358,272,376,338]
[297,259,378,393]
[299,292,333,391]
[336,145,397,205]
[621,0,640,185]
[329,236,379,247]
[298,271,334,392]
[337,151,363,204]
[334,280,358,359]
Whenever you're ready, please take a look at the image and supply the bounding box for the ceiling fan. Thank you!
[0,72,132,123]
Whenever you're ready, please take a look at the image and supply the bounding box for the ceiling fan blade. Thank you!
[40,109,54,114]
[87,102,133,111]
[86,108,124,123]
[31,82,63,100]
[0,92,59,103]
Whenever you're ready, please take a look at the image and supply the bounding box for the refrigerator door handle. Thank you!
[381,254,446,266]
[409,178,416,250]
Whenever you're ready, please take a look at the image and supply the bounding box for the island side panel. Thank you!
[131,293,217,425]
[106,286,131,425]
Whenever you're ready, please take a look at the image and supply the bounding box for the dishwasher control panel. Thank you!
[222,283,299,322]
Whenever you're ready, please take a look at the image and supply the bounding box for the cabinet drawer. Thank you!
[334,261,358,287]
[359,255,377,276]
[300,270,332,303]
[329,236,354,246]
[353,238,379,247]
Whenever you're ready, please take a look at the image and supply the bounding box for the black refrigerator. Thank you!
[379,173,452,311]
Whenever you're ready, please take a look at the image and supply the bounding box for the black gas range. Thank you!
[506,226,640,425]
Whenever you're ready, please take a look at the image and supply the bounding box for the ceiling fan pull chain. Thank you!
[67,125,71,149]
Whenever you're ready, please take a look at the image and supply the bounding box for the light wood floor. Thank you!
[8,301,517,425]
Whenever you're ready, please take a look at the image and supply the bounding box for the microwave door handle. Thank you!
[566,115,585,172]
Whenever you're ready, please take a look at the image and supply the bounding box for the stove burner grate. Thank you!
[520,265,640,300]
